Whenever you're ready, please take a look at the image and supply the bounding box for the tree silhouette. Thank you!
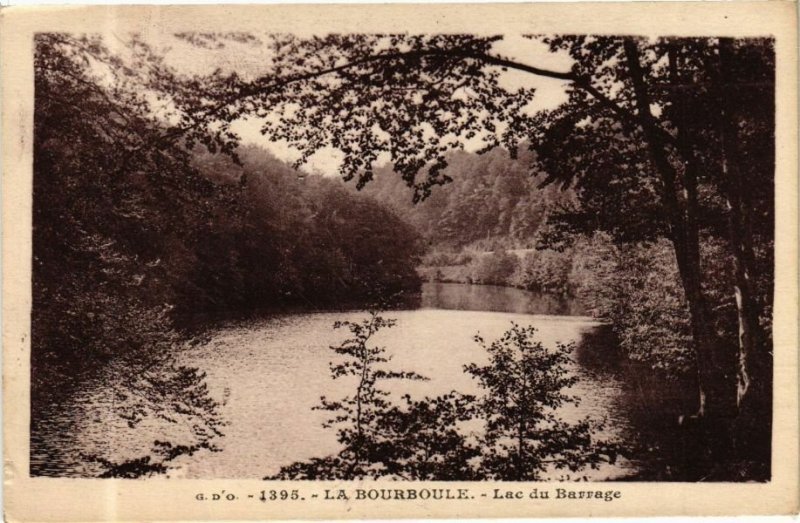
[465,324,615,480]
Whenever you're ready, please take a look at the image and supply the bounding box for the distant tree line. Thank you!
[358,147,574,251]
[356,147,693,381]
[186,145,423,316]
[367,144,759,392]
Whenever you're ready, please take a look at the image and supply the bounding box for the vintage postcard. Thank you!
[2,2,798,521]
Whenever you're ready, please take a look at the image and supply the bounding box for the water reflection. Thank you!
[422,282,587,316]
[572,320,702,480]
[31,282,649,479]
[573,323,622,370]
[31,351,225,478]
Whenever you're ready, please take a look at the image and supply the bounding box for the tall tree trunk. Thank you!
[666,42,711,415]
[715,38,771,415]
[623,38,737,421]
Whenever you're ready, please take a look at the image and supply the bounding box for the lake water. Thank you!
[30,282,645,479]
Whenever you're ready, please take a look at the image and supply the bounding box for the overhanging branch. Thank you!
[152,45,678,151]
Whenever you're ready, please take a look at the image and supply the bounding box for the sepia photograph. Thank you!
[2,3,798,520]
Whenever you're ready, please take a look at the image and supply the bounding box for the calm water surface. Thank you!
[31,283,642,479]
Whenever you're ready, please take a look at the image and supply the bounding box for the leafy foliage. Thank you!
[239,34,537,200]
[510,248,573,294]
[274,318,615,480]
[359,147,575,249]
[185,146,424,314]
[212,33,773,430]
[33,34,233,476]
[373,393,480,480]
[469,249,519,286]
[466,324,616,480]
[278,312,475,479]
[318,313,428,450]
[570,235,695,376]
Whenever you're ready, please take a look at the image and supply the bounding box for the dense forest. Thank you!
[32,34,422,471]
[358,148,573,250]
[31,33,775,481]
[356,147,706,379]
